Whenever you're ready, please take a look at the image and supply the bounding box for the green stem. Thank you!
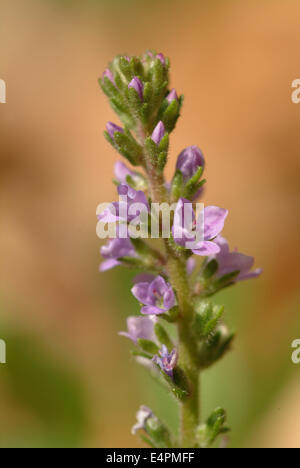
[144,157,200,448]
[167,253,199,447]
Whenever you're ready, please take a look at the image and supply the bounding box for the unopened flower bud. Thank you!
[153,345,178,379]
[106,122,124,140]
[151,121,165,145]
[128,76,144,101]
[102,68,115,86]
[156,53,166,65]
[176,145,205,181]
[166,89,178,103]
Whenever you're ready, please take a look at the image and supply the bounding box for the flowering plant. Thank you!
[97,51,261,448]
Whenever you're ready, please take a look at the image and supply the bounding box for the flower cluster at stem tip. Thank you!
[97,50,262,448]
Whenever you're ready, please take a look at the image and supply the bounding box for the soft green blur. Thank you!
[0,0,300,448]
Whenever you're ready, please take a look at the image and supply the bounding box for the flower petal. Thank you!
[192,241,221,256]
[141,305,165,315]
[163,286,175,310]
[238,267,263,281]
[217,252,254,278]
[99,259,120,271]
[131,282,152,304]
[203,206,228,240]
[149,276,167,297]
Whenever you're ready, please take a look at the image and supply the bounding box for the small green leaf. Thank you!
[202,259,218,279]
[131,350,152,360]
[145,136,160,161]
[155,365,189,401]
[145,416,173,448]
[157,151,168,171]
[194,300,224,338]
[143,82,153,102]
[213,270,240,289]
[137,339,160,355]
[198,324,235,369]
[139,434,157,448]
[158,133,169,152]
[196,407,229,448]
[162,99,179,133]
[114,131,142,165]
[171,170,184,202]
[154,323,174,351]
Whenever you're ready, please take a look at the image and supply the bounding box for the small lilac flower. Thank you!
[131,405,153,435]
[100,237,136,271]
[151,121,165,145]
[166,89,178,103]
[131,275,175,315]
[153,345,178,378]
[128,76,144,101]
[106,122,124,141]
[102,68,115,86]
[176,146,205,182]
[114,161,146,191]
[172,198,228,256]
[114,161,137,184]
[119,316,156,343]
[97,184,149,224]
[209,236,262,282]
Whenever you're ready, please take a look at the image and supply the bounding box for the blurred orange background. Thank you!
[0,0,300,447]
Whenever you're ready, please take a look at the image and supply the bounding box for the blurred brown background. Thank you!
[0,0,300,447]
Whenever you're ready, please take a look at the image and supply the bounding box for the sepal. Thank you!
[154,323,174,351]
[113,130,142,166]
[194,300,224,339]
[144,415,173,448]
[137,338,160,355]
[198,324,235,369]
[196,407,229,448]
[156,364,189,401]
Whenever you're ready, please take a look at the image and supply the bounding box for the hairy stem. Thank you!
[167,253,199,447]
[144,155,200,448]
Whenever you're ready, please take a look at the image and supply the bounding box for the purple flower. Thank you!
[131,275,176,315]
[114,161,146,191]
[119,316,156,343]
[209,236,262,282]
[172,198,228,256]
[97,184,149,224]
[106,122,124,141]
[128,76,144,101]
[176,146,205,181]
[100,237,136,271]
[151,121,165,145]
[166,89,178,103]
[114,161,137,184]
[102,68,115,86]
[131,405,153,435]
[153,345,178,378]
